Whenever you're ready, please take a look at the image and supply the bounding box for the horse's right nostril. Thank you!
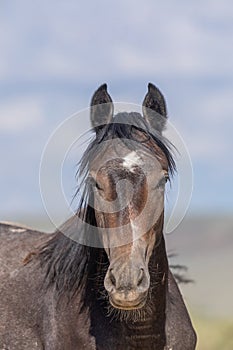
[109,269,116,286]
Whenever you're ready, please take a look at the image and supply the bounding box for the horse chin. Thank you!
[109,296,147,311]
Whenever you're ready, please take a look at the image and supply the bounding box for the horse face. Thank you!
[89,83,169,310]
[89,143,168,310]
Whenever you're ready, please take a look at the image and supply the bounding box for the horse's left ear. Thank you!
[142,83,167,133]
[90,84,114,130]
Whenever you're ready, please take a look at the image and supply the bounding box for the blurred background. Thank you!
[0,1,233,348]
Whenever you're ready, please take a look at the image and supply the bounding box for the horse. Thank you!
[0,83,197,349]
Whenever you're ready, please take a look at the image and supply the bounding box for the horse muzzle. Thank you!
[109,290,148,310]
[104,265,150,310]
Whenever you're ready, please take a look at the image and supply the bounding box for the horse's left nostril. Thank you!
[137,268,145,287]
[109,269,116,286]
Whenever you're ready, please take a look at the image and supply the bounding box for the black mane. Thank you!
[37,112,176,299]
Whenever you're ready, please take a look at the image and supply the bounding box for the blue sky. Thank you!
[1,0,233,223]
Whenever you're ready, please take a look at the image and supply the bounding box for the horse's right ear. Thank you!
[90,84,114,130]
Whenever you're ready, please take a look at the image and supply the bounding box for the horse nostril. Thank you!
[109,269,116,286]
[137,268,145,287]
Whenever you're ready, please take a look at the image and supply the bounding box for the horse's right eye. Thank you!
[95,181,102,190]
[88,177,103,191]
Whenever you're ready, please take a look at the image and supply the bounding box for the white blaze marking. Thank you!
[130,221,138,241]
[130,220,139,253]
[122,151,141,172]
[123,152,141,250]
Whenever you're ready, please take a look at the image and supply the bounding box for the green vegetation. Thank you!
[192,313,233,350]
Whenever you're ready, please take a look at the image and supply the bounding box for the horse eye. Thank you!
[154,174,169,189]
[88,177,103,191]
[165,174,169,183]
[95,181,102,190]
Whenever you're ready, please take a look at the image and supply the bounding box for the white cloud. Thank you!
[0,0,233,82]
[112,3,233,79]
[0,98,43,133]
[170,84,233,160]
[200,90,233,123]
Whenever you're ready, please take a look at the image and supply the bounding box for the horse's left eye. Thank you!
[155,175,169,189]
[165,174,169,183]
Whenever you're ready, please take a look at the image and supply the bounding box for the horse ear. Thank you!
[142,83,167,133]
[90,84,114,130]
